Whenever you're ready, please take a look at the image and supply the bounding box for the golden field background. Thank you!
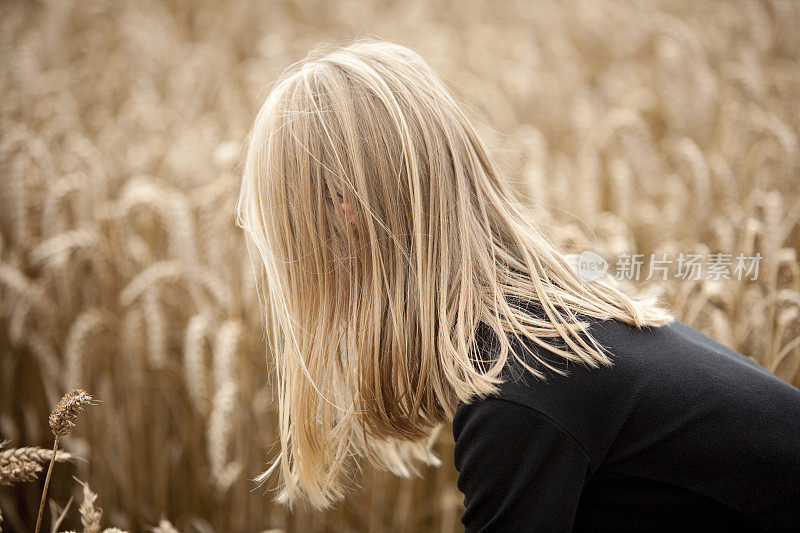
[1,0,799,531]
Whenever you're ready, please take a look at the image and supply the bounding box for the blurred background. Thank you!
[1,0,799,531]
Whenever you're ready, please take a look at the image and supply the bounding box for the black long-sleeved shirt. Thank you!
[452,316,800,532]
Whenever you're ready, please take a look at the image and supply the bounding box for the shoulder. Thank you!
[488,315,786,397]
[476,316,647,415]
[470,316,800,465]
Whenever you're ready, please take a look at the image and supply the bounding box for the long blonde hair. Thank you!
[236,37,672,509]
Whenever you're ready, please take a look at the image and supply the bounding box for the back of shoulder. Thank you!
[475,317,800,465]
[588,318,799,400]
[497,317,796,404]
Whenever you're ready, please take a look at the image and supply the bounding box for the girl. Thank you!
[236,38,800,531]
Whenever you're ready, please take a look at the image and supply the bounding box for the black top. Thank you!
[452,316,800,532]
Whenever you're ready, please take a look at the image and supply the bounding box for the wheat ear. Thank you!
[35,389,96,533]
[0,442,74,486]
[152,519,181,533]
[0,459,43,485]
[78,480,102,533]
[49,389,95,438]
[0,445,74,469]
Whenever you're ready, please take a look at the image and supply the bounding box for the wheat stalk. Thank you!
[184,314,211,414]
[49,495,74,533]
[35,389,96,533]
[64,309,106,390]
[30,229,100,266]
[119,261,182,307]
[41,175,82,239]
[142,288,167,369]
[0,262,51,312]
[208,320,243,491]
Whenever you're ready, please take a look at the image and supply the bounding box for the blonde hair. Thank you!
[236,37,672,509]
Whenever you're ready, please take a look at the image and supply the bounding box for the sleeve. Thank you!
[452,397,592,533]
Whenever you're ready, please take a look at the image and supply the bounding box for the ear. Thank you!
[339,202,359,240]
[340,202,356,227]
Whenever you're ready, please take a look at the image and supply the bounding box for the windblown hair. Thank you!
[236,37,673,509]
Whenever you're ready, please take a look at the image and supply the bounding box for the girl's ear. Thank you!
[339,201,359,241]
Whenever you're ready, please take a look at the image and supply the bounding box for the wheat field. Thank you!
[1,0,799,531]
